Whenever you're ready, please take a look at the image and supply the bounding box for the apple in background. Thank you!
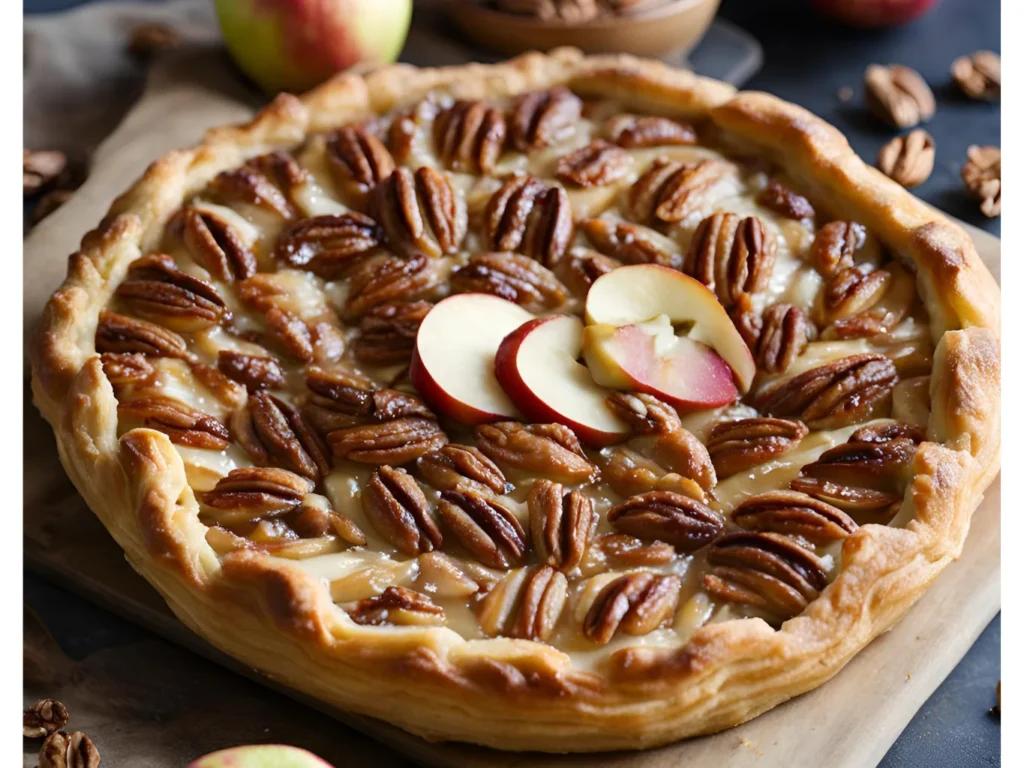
[495,315,630,446]
[189,745,335,767]
[411,294,533,425]
[213,0,412,93]
[811,0,938,28]
[584,264,756,393]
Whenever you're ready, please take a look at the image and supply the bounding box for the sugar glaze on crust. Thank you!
[31,48,999,751]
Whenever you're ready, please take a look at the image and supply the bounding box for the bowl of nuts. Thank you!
[446,0,721,58]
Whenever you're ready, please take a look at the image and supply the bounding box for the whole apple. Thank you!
[812,0,938,27]
[214,0,412,93]
[189,744,336,767]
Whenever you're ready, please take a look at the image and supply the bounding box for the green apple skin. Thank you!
[214,0,412,93]
[188,744,335,768]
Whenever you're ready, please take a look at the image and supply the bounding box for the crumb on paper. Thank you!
[837,86,854,102]
[906,673,912,681]
[738,737,764,757]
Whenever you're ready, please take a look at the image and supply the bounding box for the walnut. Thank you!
[756,180,815,221]
[115,253,230,332]
[372,166,466,259]
[232,391,330,480]
[703,531,828,621]
[951,50,1000,101]
[275,213,383,278]
[509,86,583,152]
[593,533,675,568]
[484,174,573,268]
[962,145,1001,218]
[39,730,100,768]
[437,489,527,569]
[583,572,681,644]
[416,444,507,495]
[877,129,935,188]
[182,206,257,282]
[554,140,630,187]
[864,64,935,129]
[809,220,866,278]
[23,699,69,739]
[732,490,857,546]
[99,352,155,385]
[706,418,809,479]
[343,254,441,320]
[350,586,446,627]
[528,480,597,573]
[477,565,567,641]
[328,418,448,465]
[217,350,286,392]
[755,303,813,374]
[95,309,189,359]
[119,394,229,449]
[207,151,306,219]
[475,422,596,484]
[604,114,697,149]
[684,212,777,307]
[450,252,567,310]
[363,465,442,555]
[327,124,396,196]
[433,100,507,174]
[607,491,723,551]
[754,354,899,429]
[821,266,891,323]
[201,467,313,526]
[628,158,732,224]
[579,217,681,269]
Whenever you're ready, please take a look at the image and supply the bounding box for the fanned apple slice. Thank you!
[495,314,629,446]
[585,263,756,392]
[410,293,533,424]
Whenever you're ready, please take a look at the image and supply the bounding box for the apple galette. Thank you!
[31,49,1000,751]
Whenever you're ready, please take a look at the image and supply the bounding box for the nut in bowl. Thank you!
[447,0,721,57]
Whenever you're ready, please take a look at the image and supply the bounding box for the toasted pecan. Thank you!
[119,394,229,449]
[554,140,630,187]
[217,350,286,392]
[684,212,776,308]
[509,86,582,152]
[451,252,567,310]
[437,489,527,569]
[96,309,190,359]
[809,221,865,278]
[484,174,573,268]
[707,418,808,479]
[434,100,507,174]
[865,64,935,129]
[182,206,257,282]
[232,391,330,480]
[343,253,440,320]
[208,151,305,218]
[475,422,596,484]
[628,158,732,224]
[328,417,448,465]
[327,124,395,192]
[755,304,813,374]
[477,565,567,641]
[607,491,723,551]
[275,213,383,278]
[373,166,465,259]
[350,586,446,627]
[756,180,815,221]
[579,217,681,269]
[115,253,230,332]
[604,114,697,148]
[732,490,857,545]
[201,466,313,525]
[99,352,155,385]
[583,572,681,644]
[363,465,442,554]
[417,444,507,495]
[353,300,432,366]
[593,533,676,568]
[528,480,597,572]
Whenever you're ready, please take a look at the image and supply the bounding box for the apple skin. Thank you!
[213,0,412,93]
[811,0,937,27]
[495,315,630,447]
[188,745,335,768]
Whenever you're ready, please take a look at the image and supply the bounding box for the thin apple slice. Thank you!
[585,263,756,392]
[584,317,738,410]
[495,314,629,446]
[410,293,533,424]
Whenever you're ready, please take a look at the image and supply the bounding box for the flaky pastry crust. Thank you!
[30,48,1000,752]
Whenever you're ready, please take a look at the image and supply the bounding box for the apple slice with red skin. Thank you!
[495,314,630,446]
[189,745,335,768]
[410,293,534,424]
[584,263,756,393]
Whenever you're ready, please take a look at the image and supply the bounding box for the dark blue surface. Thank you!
[24,1,1001,765]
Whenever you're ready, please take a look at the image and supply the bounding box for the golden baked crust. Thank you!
[30,48,1000,752]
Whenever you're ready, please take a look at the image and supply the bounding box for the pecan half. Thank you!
[217,350,285,391]
[417,444,507,495]
[100,352,154,385]
[607,491,723,551]
[962,145,1001,218]
[730,294,762,351]
[23,699,69,739]
[707,418,809,479]
[684,212,777,307]
[363,465,441,554]
[350,586,445,627]
[182,206,257,282]
[275,213,383,278]
[95,309,189,359]
[328,418,447,465]
[756,180,815,221]
[583,572,681,644]
[263,307,315,362]
[40,730,100,768]
[289,494,366,544]
[755,354,898,429]
[878,129,935,188]
[475,422,596,484]
[951,50,1000,101]
[484,174,573,268]
[528,480,596,572]
[509,86,582,152]
[605,391,680,435]
[604,114,697,148]
[343,253,440,320]
[557,249,618,296]
[789,476,901,517]
[372,166,465,259]
[864,64,935,129]
[554,139,630,187]
[821,267,891,323]
[628,158,732,224]
[115,253,230,332]
[703,531,827,621]
[233,391,330,479]
[732,490,857,545]
[851,421,925,445]
[437,489,527,569]
[353,300,431,365]
[594,533,675,568]
[477,565,567,641]
[119,395,229,449]
[201,466,313,525]
[797,437,916,491]
[810,221,866,277]
[756,303,813,374]
[434,100,507,174]
[304,367,432,433]
[208,151,305,218]
[451,252,567,310]
[327,124,395,192]
[579,217,680,268]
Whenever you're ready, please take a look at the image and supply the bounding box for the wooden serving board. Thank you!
[24,35,1000,768]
